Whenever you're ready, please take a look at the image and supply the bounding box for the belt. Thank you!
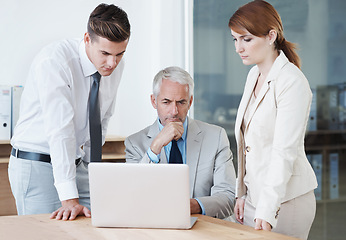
[11,148,81,165]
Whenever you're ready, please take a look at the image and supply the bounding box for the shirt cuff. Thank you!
[147,148,160,163]
[55,180,79,201]
[194,198,206,215]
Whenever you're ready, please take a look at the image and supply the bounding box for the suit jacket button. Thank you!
[275,207,280,219]
[244,146,250,155]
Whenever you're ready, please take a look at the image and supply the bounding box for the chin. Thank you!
[242,60,253,65]
[100,71,112,77]
[99,68,115,76]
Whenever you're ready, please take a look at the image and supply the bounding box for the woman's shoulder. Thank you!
[274,62,311,98]
[278,62,308,86]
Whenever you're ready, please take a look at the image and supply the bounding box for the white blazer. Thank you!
[234,51,317,227]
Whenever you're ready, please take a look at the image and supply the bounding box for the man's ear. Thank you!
[188,95,193,109]
[150,94,157,109]
[84,32,91,46]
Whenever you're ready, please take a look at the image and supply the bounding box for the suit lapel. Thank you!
[186,118,203,198]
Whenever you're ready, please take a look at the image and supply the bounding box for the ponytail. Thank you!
[276,37,301,69]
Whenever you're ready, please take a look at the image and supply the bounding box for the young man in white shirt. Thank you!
[9,3,130,220]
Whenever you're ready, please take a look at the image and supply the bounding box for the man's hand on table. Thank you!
[50,198,91,220]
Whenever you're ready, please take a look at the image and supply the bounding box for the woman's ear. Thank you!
[267,29,277,45]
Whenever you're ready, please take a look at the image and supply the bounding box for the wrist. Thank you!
[62,198,79,205]
[150,141,163,155]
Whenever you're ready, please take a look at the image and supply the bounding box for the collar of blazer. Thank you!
[146,117,203,197]
[235,51,290,141]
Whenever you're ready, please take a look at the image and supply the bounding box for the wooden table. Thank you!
[0,214,298,240]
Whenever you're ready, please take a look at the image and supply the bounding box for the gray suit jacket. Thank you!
[125,117,236,219]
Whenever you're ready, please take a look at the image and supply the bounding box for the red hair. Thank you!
[228,0,301,69]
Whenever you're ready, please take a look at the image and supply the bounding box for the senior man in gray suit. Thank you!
[125,66,236,219]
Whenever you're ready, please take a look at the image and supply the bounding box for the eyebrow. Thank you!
[232,34,252,39]
[161,98,187,103]
[116,50,126,56]
[100,50,126,56]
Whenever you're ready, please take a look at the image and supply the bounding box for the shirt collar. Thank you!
[157,117,188,141]
[79,40,98,77]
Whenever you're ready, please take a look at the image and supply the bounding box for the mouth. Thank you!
[167,117,181,122]
[103,67,113,71]
[240,55,248,59]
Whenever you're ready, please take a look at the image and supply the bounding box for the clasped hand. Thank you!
[150,122,184,154]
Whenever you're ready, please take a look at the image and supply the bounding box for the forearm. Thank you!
[197,193,234,219]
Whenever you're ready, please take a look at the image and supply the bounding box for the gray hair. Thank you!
[152,66,194,98]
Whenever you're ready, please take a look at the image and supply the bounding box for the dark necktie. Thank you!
[89,72,102,162]
[169,140,183,164]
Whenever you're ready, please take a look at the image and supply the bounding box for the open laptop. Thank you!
[88,163,198,229]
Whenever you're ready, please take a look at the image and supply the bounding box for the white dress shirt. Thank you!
[11,38,125,201]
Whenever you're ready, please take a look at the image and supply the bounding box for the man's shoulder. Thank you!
[189,118,228,140]
[30,38,82,73]
[190,118,224,132]
[126,124,152,142]
[38,39,80,61]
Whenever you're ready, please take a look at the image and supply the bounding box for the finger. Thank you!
[62,209,71,221]
[234,206,242,223]
[262,222,272,231]
[50,210,58,219]
[236,216,243,224]
[238,204,244,221]
[254,219,262,230]
[68,211,77,220]
[83,207,91,218]
[55,209,64,220]
[234,205,239,219]
[174,134,182,141]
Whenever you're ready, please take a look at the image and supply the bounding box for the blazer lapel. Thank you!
[244,51,289,132]
[234,67,259,141]
[244,79,271,131]
[185,117,203,198]
[147,120,168,163]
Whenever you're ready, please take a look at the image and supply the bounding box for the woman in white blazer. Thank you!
[228,1,317,239]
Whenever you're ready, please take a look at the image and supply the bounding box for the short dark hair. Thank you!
[87,3,131,43]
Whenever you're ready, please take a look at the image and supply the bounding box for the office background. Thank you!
[1,0,345,239]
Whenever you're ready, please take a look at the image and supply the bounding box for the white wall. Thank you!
[0,0,189,137]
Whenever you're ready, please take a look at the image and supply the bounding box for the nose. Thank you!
[107,56,117,68]
[235,41,243,53]
[171,102,178,115]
